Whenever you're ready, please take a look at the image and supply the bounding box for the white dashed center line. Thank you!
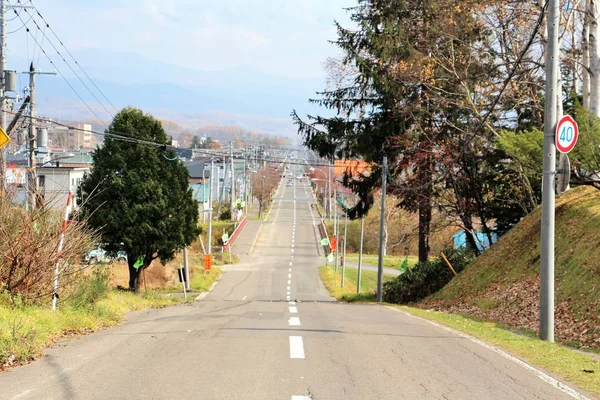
[289,336,305,358]
[289,306,298,313]
[289,317,301,326]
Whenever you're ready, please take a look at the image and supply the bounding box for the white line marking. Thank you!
[288,273,292,278]
[287,286,291,291]
[241,296,247,301]
[289,301,296,305]
[289,262,293,266]
[292,244,295,248]
[289,317,301,326]
[289,268,292,272]
[289,336,305,358]
[384,306,591,400]
[289,306,298,313]
[291,249,294,253]
[288,279,291,285]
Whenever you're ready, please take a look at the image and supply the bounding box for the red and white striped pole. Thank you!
[52,192,73,310]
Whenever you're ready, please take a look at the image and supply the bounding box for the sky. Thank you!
[6,0,356,79]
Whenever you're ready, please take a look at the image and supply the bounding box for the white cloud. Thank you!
[5,0,354,78]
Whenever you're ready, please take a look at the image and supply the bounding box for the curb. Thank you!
[194,273,222,301]
[248,223,264,255]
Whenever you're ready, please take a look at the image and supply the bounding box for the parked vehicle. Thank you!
[84,248,127,264]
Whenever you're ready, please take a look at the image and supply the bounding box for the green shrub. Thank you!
[383,249,475,304]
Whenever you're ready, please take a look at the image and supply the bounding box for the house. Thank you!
[37,166,90,209]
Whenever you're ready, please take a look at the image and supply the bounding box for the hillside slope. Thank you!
[422,186,600,348]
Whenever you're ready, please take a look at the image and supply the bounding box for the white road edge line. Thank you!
[384,306,591,400]
[289,306,298,313]
[241,296,247,301]
[289,317,301,326]
[289,336,305,358]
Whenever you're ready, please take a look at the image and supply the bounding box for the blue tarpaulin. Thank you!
[453,230,498,253]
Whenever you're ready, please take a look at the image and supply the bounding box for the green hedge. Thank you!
[383,249,475,304]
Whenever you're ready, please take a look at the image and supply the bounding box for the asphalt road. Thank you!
[0,163,591,400]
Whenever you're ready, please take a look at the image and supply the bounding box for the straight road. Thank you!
[0,162,591,400]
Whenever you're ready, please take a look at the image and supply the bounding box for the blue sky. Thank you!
[7,0,355,79]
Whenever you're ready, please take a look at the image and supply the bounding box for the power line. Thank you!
[31,4,118,114]
[24,7,115,120]
[5,110,176,150]
[12,9,108,126]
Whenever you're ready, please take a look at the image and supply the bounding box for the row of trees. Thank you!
[295,0,600,263]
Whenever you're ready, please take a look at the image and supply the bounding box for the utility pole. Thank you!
[376,156,387,302]
[327,158,332,221]
[540,0,559,342]
[23,63,55,209]
[27,63,37,209]
[0,0,6,193]
[208,159,214,255]
[230,141,235,219]
[357,214,364,294]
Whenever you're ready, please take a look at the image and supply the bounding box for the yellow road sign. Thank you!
[0,127,9,149]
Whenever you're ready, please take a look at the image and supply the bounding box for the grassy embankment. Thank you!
[422,186,600,349]
[1,241,224,369]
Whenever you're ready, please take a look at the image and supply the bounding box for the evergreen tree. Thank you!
[294,0,494,261]
[79,107,200,292]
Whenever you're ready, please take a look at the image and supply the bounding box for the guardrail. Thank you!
[318,219,332,253]
[223,216,247,252]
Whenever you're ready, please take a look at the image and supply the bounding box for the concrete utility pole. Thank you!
[0,0,6,193]
[376,156,387,302]
[328,158,332,221]
[230,141,235,219]
[357,215,364,294]
[27,63,37,209]
[208,159,214,255]
[540,0,560,342]
[24,63,55,209]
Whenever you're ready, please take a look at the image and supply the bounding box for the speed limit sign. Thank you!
[555,115,579,154]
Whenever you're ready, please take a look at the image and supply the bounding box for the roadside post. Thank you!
[341,212,348,287]
[178,264,187,300]
[357,215,364,294]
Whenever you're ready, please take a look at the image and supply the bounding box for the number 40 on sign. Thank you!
[555,115,579,154]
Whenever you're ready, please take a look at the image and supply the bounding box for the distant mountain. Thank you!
[6,50,326,141]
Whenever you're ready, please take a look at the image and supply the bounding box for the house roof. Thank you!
[185,162,211,179]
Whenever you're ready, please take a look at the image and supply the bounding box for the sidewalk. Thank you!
[342,261,401,277]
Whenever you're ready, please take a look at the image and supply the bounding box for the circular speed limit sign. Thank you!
[555,115,579,154]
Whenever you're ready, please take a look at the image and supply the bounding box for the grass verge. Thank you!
[319,265,395,302]
[344,253,418,270]
[190,267,222,292]
[394,306,600,398]
[0,291,182,369]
